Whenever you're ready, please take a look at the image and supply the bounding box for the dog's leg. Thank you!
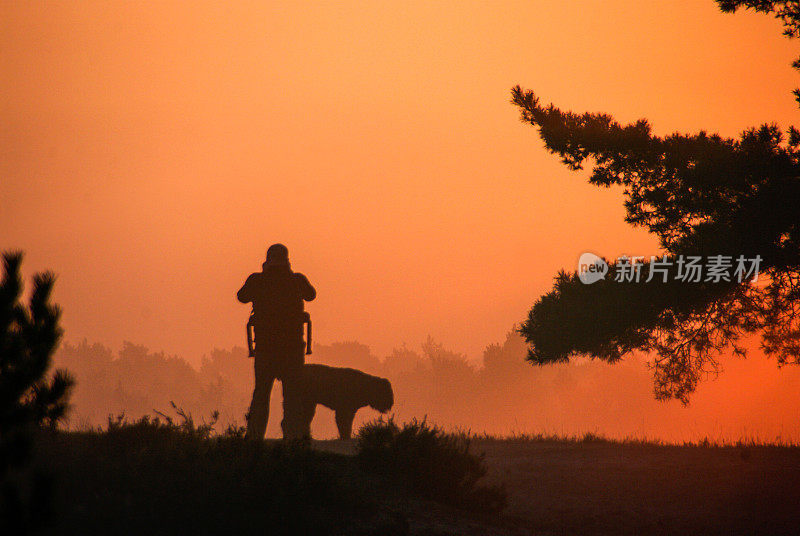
[335,408,357,439]
[301,401,316,439]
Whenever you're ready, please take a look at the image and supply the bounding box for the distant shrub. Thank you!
[356,418,506,516]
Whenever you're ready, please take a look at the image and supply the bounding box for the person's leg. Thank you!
[274,338,308,440]
[245,355,275,440]
[281,371,312,440]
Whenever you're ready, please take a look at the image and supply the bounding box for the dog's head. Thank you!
[369,377,394,413]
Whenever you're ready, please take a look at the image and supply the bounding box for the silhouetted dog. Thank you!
[296,364,393,439]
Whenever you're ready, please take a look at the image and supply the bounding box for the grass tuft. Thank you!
[356,417,507,516]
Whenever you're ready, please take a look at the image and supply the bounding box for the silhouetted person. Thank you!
[238,244,316,440]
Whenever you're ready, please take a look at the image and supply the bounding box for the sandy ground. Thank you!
[479,439,800,535]
[315,438,800,535]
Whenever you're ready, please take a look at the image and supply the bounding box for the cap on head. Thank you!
[266,243,290,266]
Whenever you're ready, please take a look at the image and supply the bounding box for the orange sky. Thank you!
[2,1,799,364]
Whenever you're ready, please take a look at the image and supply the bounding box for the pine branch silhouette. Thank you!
[1,251,74,533]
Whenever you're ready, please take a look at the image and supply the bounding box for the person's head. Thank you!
[265,243,290,268]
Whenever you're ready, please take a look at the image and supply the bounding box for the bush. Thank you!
[356,418,506,516]
[35,412,376,535]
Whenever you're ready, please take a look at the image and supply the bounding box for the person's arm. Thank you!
[295,273,316,301]
[237,273,258,303]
